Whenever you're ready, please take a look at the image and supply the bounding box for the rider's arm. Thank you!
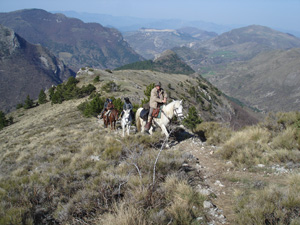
[151,88,163,103]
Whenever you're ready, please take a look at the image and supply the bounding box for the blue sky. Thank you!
[1,0,300,32]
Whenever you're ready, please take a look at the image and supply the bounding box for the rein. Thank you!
[161,103,183,122]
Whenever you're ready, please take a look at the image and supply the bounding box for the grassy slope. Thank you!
[1,69,299,224]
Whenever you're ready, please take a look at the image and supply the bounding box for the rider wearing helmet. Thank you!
[145,81,167,131]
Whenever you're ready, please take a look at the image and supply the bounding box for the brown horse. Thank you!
[103,109,119,130]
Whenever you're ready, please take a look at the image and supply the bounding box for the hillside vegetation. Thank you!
[1,69,299,224]
[115,50,195,75]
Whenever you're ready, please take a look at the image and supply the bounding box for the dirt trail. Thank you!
[172,137,288,225]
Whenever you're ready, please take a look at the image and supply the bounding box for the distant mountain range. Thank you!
[206,48,300,112]
[174,25,300,73]
[52,11,236,34]
[172,25,300,112]
[0,24,74,112]
[123,27,217,59]
[0,9,144,71]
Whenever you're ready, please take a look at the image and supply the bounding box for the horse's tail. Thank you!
[135,108,142,132]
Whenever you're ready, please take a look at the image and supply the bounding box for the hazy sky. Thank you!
[1,0,300,32]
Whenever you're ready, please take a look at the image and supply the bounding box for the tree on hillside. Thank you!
[183,106,202,130]
[23,95,34,109]
[0,111,8,130]
[38,89,47,104]
[49,86,56,100]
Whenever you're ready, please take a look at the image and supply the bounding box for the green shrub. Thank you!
[183,106,202,130]
[16,103,23,109]
[102,81,120,93]
[93,75,100,83]
[78,95,105,117]
[111,97,123,113]
[51,77,96,104]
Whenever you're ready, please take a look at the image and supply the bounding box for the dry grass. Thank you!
[234,174,300,225]
[217,112,300,167]
[0,90,209,224]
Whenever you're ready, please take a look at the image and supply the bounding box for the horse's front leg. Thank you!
[160,124,170,148]
[122,124,125,137]
[127,125,130,136]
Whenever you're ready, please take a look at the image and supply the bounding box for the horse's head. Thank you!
[173,100,184,120]
[122,109,131,122]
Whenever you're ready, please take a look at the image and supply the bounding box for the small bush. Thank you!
[219,126,271,166]
[102,81,120,93]
[16,103,23,109]
[93,75,100,83]
[78,95,105,117]
[271,127,298,150]
[194,122,232,144]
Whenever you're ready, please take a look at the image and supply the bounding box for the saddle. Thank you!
[140,106,162,121]
[105,110,111,117]
[152,108,160,118]
[140,108,149,121]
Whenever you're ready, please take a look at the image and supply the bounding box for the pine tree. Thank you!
[49,86,56,100]
[23,95,34,109]
[38,89,47,104]
[183,106,202,130]
[0,111,8,130]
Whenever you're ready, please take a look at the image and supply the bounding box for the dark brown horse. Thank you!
[103,109,119,129]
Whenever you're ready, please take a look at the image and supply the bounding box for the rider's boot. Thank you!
[144,116,153,131]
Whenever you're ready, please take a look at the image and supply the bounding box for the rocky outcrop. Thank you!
[0,25,75,112]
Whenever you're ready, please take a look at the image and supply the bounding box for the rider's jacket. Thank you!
[149,87,168,109]
[123,102,133,110]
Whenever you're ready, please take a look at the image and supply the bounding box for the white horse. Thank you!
[135,100,184,143]
[121,109,132,137]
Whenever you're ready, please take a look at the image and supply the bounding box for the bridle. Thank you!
[174,106,184,120]
[162,103,184,122]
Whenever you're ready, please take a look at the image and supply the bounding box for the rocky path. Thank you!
[172,137,291,225]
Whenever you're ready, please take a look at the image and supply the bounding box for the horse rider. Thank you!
[120,97,133,119]
[100,98,110,119]
[105,99,114,117]
[145,81,167,131]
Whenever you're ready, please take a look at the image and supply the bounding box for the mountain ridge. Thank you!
[0,9,144,71]
[0,24,75,113]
